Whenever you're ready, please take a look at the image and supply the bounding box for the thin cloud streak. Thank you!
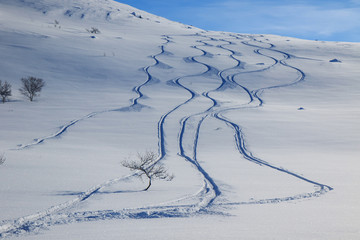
[187,1,360,41]
[116,0,360,42]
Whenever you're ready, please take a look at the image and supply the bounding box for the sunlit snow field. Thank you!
[0,0,359,239]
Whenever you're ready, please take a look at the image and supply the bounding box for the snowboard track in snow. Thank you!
[1,34,333,238]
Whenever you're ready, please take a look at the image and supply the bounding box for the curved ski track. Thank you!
[0,34,333,238]
[1,36,175,238]
[12,36,172,150]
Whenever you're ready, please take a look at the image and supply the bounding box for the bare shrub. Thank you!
[122,151,174,191]
[0,80,12,103]
[0,154,5,165]
[54,20,61,28]
[86,27,101,34]
[19,76,45,101]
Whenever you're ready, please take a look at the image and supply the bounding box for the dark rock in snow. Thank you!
[329,59,341,63]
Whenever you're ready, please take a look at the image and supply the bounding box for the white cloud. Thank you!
[185,1,360,41]
[350,0,360,5]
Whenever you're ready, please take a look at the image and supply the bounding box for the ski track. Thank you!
[12,36,172,151]
[0,34,333,238]
[177,34,331,200]
[210,35,333,193]
[156,36,224,209]
[1,36,175,238]
[0,35,214,238]
[171,34,332,207]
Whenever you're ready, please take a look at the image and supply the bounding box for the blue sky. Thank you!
[116,0,360,42]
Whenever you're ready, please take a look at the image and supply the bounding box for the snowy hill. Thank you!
[1,0,360,239]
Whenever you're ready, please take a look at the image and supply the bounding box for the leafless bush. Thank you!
[19,76,45,102]
[0,80,11,103]
[54,20,61,28]
[122,151,174,191]
[86,27,101,34]
[0,154,5,165]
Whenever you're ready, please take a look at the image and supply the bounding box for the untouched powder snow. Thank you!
[0,0,360,239]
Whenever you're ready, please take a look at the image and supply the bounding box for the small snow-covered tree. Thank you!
[0,80,11,103]
[122,151,174,191]
[19,76,45,101]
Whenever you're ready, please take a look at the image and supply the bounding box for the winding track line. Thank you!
[208,35,333,194]
[1,33,334,238]
[174,33,333,206]
[157,34,333,210]
[0,34,226,238]
[158,35,282,209]
[0,36,177,238]
[12,37,172,151]
[156,36,223,208]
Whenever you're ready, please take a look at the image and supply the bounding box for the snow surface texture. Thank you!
[0,0,360,239]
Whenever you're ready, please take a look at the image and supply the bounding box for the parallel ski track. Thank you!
[170,34,333,204]
[156,36,223,208]
[157,34,294,211]
[209,35,333,195]
[1,34,334,238]
[173,34,333,207]
[0,34,226,238]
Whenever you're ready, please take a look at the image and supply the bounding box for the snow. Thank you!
[1,0,360,239]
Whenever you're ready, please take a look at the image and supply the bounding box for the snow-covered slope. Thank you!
[0,0,360,239]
